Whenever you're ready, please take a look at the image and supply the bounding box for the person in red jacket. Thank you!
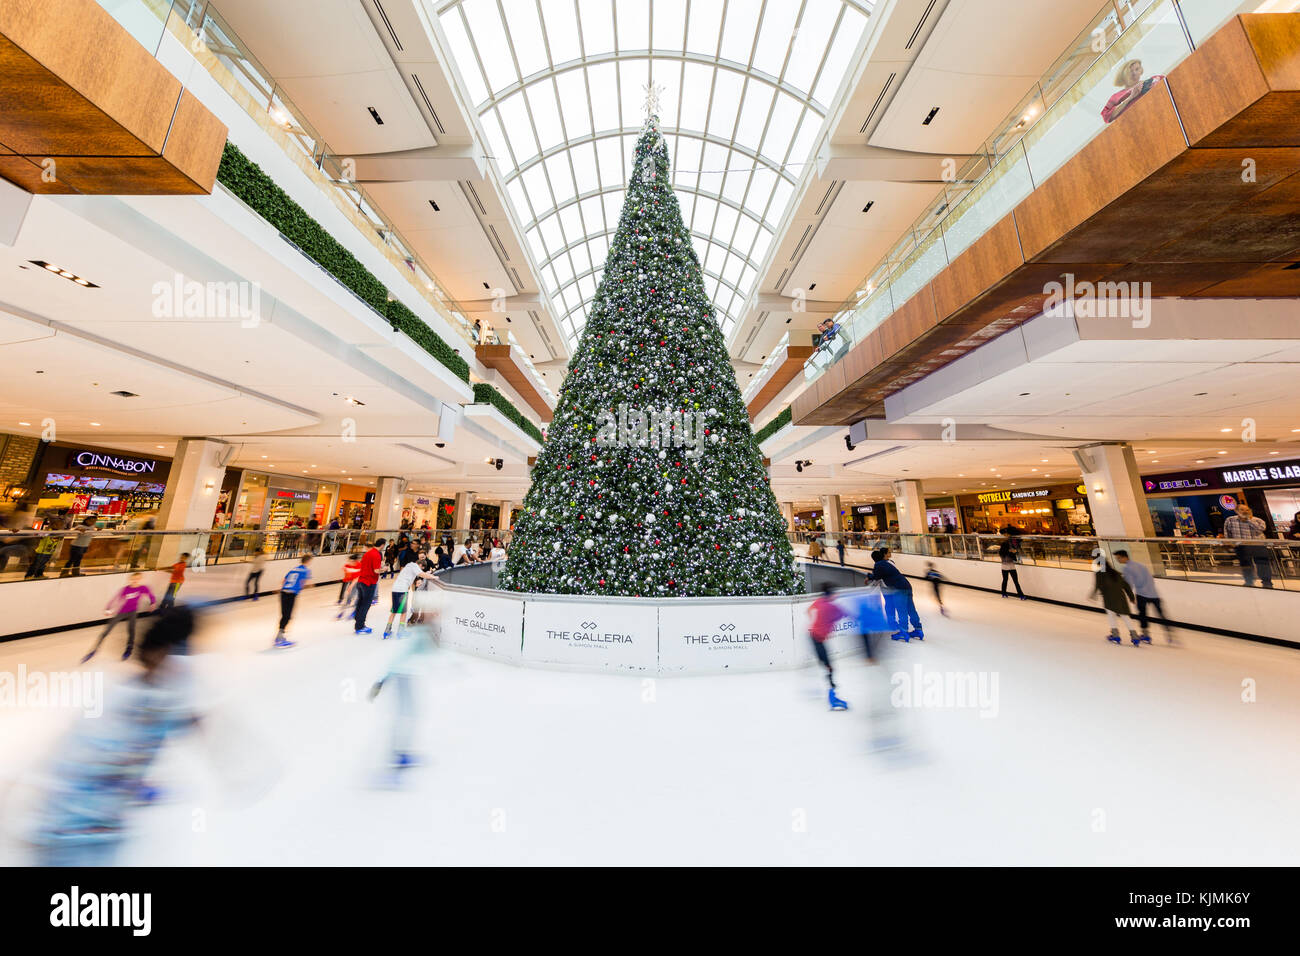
[352,539,385,634]
[808,582,849,710]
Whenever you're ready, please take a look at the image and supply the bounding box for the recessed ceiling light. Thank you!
[29,260,98,287]
[1195,459,1204,463]
[155,445,164,449]
[1220,428,1232,433]
[1151,460,1158,464]
[1218,451,1227,455]
[18,421,31,426]
[89,422,100,427]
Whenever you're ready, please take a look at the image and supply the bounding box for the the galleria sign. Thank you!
[74,451,157,474]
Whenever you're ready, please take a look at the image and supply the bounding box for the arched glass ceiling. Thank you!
[437,0,873,349]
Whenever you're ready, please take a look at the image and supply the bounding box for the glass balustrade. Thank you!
[799,0,1251,389]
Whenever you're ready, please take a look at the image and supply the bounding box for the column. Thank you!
[454,490,476,533]
[497,500,514,531]
[780,501,794,531]
[373,476,407,532]
[1074,442,1162,569]
[154,438,229,567]
[820,494,842,537]
[892,479,927,555]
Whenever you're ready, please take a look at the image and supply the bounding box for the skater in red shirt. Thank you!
[808,582,849,710]
[352,539,385,634]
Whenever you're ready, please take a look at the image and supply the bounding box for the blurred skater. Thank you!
[808,582,848,709]
[158,554,189,611]
[924,562,948,617]
[244,552,266,600]
[1115,549,1173,644]
[273,555,313,649]
[31,608,200,866]
[370,591,443,779]
[999,529,1027,600]
[1092,550,1140,646]
[336,552,362,619]
[82,572,156,663]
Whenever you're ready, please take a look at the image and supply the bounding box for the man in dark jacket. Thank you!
[872,547,922,640]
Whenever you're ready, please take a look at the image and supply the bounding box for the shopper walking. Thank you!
[273,555,313,649]
[1223,503,1274,588]
[808,537,823,564]
[59,519,96,577]
[998,529,1026,599]
[82,572,156,663]
[353,539,385,634]
[1093,550,1140,645]
[25,527,61,579]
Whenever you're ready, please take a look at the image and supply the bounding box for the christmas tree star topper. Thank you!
[642,81,665,120]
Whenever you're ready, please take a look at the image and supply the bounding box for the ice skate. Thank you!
[1106,631,1122,644]
[890,630,909,641]
[908,629,924,641]
[1130,631,1143,646]
[828,688,849,711]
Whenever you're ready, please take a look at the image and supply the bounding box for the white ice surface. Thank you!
[1,583,1298,865]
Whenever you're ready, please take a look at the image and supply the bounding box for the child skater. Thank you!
[273,554,313,649]
[924,562,948,617]
[807,582,848,710]
[383,553,439,638]
[335,552,362,619]
[82,572,156,663]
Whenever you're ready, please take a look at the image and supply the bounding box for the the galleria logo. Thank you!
[594,404,713,458]
[547,623,633,644]
[683,622,771,645]
[74,451,156,474]
[455,609,506,633]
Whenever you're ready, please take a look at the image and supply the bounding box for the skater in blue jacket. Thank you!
[871,547,923,641]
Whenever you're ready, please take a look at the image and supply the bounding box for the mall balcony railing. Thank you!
[801,0,1247,385]
[87,0,487,358]
[0,528,513,582]
[789,531,1300,592]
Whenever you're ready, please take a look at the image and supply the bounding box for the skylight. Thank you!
[436,0,872,349]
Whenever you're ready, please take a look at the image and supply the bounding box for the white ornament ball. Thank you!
[584,539,594,549]
[553,542,562,552]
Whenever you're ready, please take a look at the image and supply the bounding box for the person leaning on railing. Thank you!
[1101,59,1166,125]
[1222,504,1274,589]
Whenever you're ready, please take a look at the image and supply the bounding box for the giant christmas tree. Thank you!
[499,106,801,598]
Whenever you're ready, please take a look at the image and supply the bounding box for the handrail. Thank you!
[0,527,514,581]
[800,0,1239,383]
[791,531,1300,592]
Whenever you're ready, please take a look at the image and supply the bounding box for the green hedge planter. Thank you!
[216,142,470,383]
[472,383,544,445]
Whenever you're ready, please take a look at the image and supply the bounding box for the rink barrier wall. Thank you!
[811,549,1300,649]
[423,575,872,675]
[1,554,352,641]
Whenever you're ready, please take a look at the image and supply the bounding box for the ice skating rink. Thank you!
[2,584,1298,866]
